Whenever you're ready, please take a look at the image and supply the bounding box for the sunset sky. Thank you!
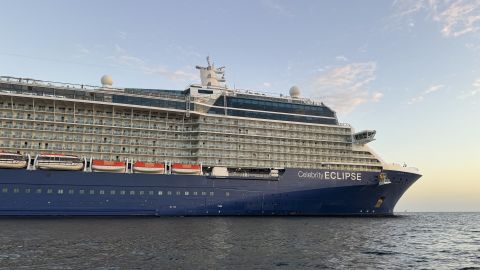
[1,0,479,211]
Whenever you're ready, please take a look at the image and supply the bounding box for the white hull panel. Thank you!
[0,161,27,169]
[133,167,165,174]
[92,165,125,173]
[37,163,84,171]
[171,168,201,175]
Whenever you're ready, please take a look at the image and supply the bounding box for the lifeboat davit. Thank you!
[37,154,84,171]
[171,163,201,175]
[133,161,165,174]
[92,160,126,173]
[0,152,28,169]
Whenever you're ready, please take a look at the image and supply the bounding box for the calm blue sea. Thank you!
[0,213,479,269]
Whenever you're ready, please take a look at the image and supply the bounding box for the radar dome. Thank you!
[101,75,113,87]
[289,86,301,98]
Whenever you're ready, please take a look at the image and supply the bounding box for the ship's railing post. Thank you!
[26,154,32,170]
[88,157,93,172]
[83,157,87,172]
[32,154,39,170]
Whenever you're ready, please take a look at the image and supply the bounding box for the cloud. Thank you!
[308,62,382,113]
[393,0,480,37]
[335,55,348,62]
[117,31,127,40]
[72,44,90,58]
[425,84,444,94]
[408,84,444,104]
[261,0,293,17]
[107,45,197,83]
[459,79,480,98]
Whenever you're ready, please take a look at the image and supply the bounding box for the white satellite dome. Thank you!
[289,86,301,98]
[101,75,113,87]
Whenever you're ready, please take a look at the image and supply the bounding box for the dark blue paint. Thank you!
[0,168,420,216]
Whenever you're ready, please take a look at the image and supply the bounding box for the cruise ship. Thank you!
[0,58,421,216]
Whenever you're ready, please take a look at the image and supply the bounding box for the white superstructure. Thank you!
[0,59,391,173]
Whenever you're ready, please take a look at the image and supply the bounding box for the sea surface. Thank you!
[0,213,478,270]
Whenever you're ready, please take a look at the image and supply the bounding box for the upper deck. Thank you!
[0,73,338,126]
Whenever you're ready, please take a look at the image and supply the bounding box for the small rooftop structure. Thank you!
[101,75,113,88]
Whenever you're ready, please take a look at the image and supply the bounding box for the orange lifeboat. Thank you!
[0,152,27,169]
[37,154,84,171]
[133,161,165,174]
[92,160,125,173]
[171,163,201,175]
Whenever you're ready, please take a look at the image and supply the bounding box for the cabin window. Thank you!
[167,191,172,195]
[25,188,31,194]
[47,189,53,194]
[100,190,105,195]
[68,189,74,194]
[202,192,206,196]
[210,192,214,196]
[176,191,181,196]
[110,190,116,195]
[139,191,145,195]
[89,190,95,195]
[158,191,163,196]
[184,191,189,196]
[226,192,230,197]
[57,189,63,194]
[193,191,198,196]
[149,191,154,195]
[79,189,85,194]
[36,188,42,194]
[120,190,126,195]
[129,191,135,195]
[2,188,8,193]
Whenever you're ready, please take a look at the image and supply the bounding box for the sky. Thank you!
[0,0,479,211]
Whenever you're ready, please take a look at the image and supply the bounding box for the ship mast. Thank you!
[195,56,226,88]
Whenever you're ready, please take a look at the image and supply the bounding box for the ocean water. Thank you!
[0,213,479,270]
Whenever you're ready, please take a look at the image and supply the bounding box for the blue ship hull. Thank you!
[0,168,420,216]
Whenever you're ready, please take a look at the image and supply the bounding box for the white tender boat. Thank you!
[36,154,84,171]
[0,152,27,169]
